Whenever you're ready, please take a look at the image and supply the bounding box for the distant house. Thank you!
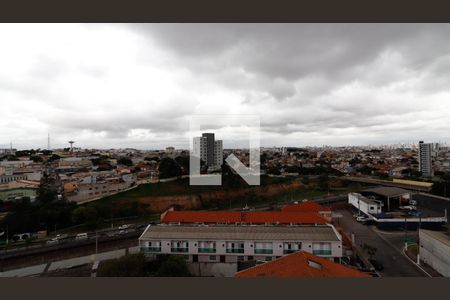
[235,251,371,278]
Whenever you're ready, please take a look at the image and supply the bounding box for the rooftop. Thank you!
[140,224,340,241]
[161,210,328,225]
[235,251,370,278]
[281,201,331,212]
[363,186,409,197]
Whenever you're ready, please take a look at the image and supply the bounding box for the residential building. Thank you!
[419,141,433,177]
[192,133,223,170]
[139,224,343,277]
[235,251,370,278]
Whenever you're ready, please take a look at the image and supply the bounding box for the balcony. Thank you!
[254,249,273,254]
[198,248,216,253]
[312,250,332,255]
[226,248,244,254]
[141,247,161,253]
[171,247,189,253]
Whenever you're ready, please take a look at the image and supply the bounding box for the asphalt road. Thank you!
[336,209,427,277]
[0,236,138,272]
[413,193,450,226]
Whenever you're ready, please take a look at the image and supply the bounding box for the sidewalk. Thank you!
[0,246,139,277]
[403,244,442,277]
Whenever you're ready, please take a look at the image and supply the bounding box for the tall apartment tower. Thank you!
[193,133,223,170]
[419,141,433,177]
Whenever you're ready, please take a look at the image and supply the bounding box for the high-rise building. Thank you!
[419,141,433,177]
[193,133,223,170]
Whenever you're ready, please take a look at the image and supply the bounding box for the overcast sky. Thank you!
[1,24,450,150]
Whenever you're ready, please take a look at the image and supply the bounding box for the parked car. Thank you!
[408,210,423,217]
[46,238,59,245]
[369,259,384,271]
[75,233,88,240]
[399,205,417,211]
[118,224,131,230]
[356,216,369,223]
[409,200,417,206]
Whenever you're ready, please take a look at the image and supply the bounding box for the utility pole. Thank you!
[95,230,98,255]
[404,216,408,249]
[417,216,421,265]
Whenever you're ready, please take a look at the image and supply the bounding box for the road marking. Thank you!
[402,244,432,278]
[372,227,430,277]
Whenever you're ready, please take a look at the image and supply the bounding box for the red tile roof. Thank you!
[281,201,331,212]
[235,251,371,278]
[161,210,328,225]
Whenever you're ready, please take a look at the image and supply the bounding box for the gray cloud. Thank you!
[2,24,450,149]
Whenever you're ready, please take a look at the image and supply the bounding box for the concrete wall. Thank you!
[419,230,450,277]
[188,262,237,277]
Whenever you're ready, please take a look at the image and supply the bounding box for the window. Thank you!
[307,259,322,270]
[226,241,245,253]
[141,241,161,253]
[193,255,198,262]
[312,242,332,255]
[171,240,189,253]
[247,256,254,260]
[237,256,244,262]
[283,242,301,254]
[198,241,216,253]
[209,255,217,261]
[220,255,226,263]
[254,242,273,254]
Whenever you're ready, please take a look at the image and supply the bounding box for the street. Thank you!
[337,209,428,277]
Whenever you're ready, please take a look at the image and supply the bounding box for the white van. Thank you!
[75,233,88,240]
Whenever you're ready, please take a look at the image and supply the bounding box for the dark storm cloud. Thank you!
[3,24,450,149]
[135,24,450,95]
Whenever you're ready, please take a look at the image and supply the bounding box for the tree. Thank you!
[156,255,191,277]
[71,206,100,229]
[175,156,190,174]
[363,243,377,260]
[47,154,61,162]
[317,174,329,191]
[118,157,133,167]
[30,155,44,163]
[301,176,310,185]
[158,157,182,179]
[98,253,148,277]
[36,173,59,204]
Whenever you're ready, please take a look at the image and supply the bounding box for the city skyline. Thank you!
[3,24,450,149]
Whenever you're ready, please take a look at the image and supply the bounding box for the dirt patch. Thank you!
[119,180,303,212]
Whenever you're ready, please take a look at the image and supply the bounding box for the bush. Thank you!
[98,253,148,277]
[155,255,192,277]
